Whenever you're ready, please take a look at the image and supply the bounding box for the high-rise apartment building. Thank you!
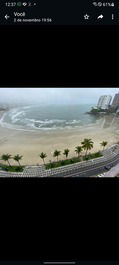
[97,95,112,110]
[111,93,119,108]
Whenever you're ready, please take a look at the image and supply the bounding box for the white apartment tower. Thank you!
[97,95,112,110]
[112,93,119,108]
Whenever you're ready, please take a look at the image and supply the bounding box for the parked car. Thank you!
[104,165,111,170]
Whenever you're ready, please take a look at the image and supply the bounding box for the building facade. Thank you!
[111,93,119,109]
[97,95,112,110]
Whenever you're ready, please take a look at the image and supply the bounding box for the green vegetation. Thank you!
[75,146,82,158]
[53,150,61,161]
[63,149,70,159]
[13,154,23,166]
[89,106,118,115]
[81,138,94,156]
[0,153,24,172]
[45,138,103,169]
[82,151,102,161]
[0,164,24,172]
[89,107,109,115]
[39,152,47,164]
[100,141,108,150]
[1,154,12,167]
[90,107,103,114]
[45,157,82,169]
[45,151,102,170]
[0,138,108,172]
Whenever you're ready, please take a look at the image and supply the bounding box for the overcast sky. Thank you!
[0,88,119,105]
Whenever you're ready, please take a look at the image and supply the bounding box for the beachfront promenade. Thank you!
[0,144,119,177]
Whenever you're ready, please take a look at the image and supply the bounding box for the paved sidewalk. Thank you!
[103,163,119,177]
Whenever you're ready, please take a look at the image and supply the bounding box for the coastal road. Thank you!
[46,153,119,178]
[1,144,119,177]
[0,156,119,177]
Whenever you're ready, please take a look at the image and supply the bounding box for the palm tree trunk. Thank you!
[43,158,45,165]
[18,161,21,166]
[57,156,58,162]
[7,160,11,167]
[85,149,88,157]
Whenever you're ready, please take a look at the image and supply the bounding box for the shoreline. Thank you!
[0,109,119,165]
[0,108,104,133]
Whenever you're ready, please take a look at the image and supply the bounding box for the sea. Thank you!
[0,104,99,132]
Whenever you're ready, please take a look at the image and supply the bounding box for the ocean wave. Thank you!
[0,112,7,124]
[31,119,66,124]
[0,105,96,132]
[11,111,25,123]
[65,120,81,125]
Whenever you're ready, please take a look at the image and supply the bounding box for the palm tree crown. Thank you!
[100,141,108,150]
[13,154,23,166]
[75,146,82,157]
[40,152,47,164]
[81,138,94,156]
[1,154,12,166]
[63,149,70,159]
[53,150,61,161]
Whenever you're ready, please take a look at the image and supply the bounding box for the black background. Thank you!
[0,25,118,87]
[0,24,119,262]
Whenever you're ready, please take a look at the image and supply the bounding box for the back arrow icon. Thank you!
[5,14,10,20]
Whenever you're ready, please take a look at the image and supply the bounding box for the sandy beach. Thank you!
[0,110,119,166]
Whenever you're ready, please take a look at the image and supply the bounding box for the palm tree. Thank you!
[53,150,61,162]
[100,141,108,150]
[63,149,70,159]
[75,146,82,158]
[13,154,23,166]
[39,152,47,164]
[1,154,12,167]
[81,138,94,156]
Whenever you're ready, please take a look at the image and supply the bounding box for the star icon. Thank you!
[84,14,90,20]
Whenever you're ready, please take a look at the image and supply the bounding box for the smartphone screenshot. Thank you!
[0,0,119,264]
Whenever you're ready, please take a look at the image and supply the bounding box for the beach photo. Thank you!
[0,87,119,177]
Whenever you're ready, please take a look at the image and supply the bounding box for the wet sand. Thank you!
[0,110,119,165]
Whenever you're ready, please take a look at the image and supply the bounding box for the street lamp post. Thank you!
[49,160,52,176]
